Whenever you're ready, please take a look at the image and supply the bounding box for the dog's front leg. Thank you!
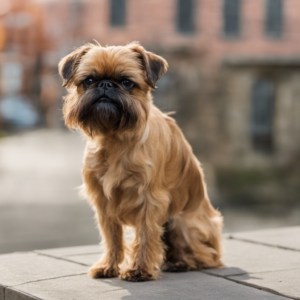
[120,199,166,282]
[89,207,124,278]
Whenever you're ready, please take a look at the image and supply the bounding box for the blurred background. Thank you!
[0,0,299,254]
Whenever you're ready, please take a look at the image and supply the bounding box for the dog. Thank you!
[58,41,223,282]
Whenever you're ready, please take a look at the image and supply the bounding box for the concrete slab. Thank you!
[6,272,287,300]
[65,253,101,266]
[0,252,86,287]
[35,245,101,258]
[34,229,134,261]
[204,239,300,277]
[227,226,300,251]
[228,268,300,300]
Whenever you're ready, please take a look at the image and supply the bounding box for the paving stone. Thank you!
[4,288,40,300]
[227,226,300,251]
[228,268,300,300]
[35,245,101,258]
[0,252,86,287]
[1,228,298,300]
[35,229,134,259]
[66,253,101,266]
[6,272,287,300]
[204,239,300,277]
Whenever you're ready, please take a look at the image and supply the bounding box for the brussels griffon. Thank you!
[59,41,223,282]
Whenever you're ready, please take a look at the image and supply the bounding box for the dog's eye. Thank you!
[83,77,95,86]
[121,80,134,89]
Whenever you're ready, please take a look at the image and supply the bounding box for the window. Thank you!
[69,0,83,30]
[251,79,274,153]
[110,0,126,27]
[223,0,241,37]
[265,0,283,37]
[177,0,195,34]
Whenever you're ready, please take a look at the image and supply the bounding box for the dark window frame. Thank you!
[251,78,275,153]
[177,0,196,34]
[223,0,241,38]
[110,0,126,27]
[265,0,283,38]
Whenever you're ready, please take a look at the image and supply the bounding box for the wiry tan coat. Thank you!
[59,42,223,282]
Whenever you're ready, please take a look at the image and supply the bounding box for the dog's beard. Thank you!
[75,89,139,136]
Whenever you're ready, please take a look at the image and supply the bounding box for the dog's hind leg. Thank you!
[163,199,223,272]
[162,219,193,272]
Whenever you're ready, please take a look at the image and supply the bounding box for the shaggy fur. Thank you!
[59,41,223,282]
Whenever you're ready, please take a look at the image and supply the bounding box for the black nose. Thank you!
[98,80,114,89]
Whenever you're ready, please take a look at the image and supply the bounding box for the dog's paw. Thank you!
[89,266,119,278]
[120,268,154,282]
[162,261,190,272]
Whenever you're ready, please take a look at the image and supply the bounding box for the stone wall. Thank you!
[151,51,300,171]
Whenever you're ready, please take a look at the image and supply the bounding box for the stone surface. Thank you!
[6,272,287,300]
[35,245,101,258]
[1,227,300,299]
[34,228,134,265]
[204,239,300,277]
[0,252,86,287]
[65,253,101,266]
[227,226,300,251]
[228,268,300,300]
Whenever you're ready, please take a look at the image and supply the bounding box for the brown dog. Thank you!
[58,41,223,282]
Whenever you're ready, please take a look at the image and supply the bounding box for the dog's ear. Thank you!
[58,44,93,87]
[128,42,168,89]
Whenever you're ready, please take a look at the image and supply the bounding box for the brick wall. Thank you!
[76,0,300,58]
[35,0,300,58]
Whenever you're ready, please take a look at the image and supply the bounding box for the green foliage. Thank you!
[216,167,300,209]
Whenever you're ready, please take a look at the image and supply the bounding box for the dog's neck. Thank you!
[86,120,150,152]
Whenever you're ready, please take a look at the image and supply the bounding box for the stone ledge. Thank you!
[225,226,300,252]
[1,227,300,300]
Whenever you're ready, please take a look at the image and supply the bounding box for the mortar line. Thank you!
[203,266,300,278]
[5,286,44,300]
[34,251,89,266]
[229,267,300,276]
[226,236,300,252]
[201,270,296,300]
[66,251,103,257]
[35,249,104,257]
[7,273,87,289]
[96,287,127,295]
[225,277,298,300]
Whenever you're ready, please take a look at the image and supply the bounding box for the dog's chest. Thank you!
[94,149,149,200]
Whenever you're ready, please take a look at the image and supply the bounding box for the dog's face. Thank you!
[59,42,168,136]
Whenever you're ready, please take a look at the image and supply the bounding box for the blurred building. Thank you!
[1,0,300,169]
